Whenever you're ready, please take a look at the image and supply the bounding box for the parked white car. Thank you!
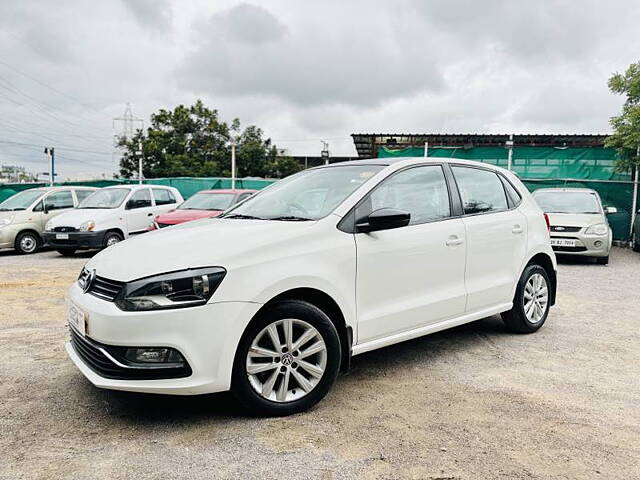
[65,158,557,416]
[0,186,97,254]
[532,188,615,264]
[43,185,183,255]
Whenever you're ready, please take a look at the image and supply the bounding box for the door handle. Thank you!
[147,213,153,217]
[512,225,524,234]
[445,235,463,247]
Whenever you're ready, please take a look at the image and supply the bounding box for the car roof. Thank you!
[532,187,598,194]
[102,184,176,191]
[320,156,512,173]
[198,189,257,194]
[32,186,96,192]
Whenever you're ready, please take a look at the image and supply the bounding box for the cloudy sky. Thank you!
[0,0,638,179]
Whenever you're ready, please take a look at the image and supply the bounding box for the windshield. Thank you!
[534,191,602,214]
[78,188,130,209]
[223,165,384,220]
[0,189,44,211]
[179,192,235,211]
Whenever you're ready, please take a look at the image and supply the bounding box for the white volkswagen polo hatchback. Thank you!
[66,158,557,416]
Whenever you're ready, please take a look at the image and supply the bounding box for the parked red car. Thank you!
[149,189,257,230]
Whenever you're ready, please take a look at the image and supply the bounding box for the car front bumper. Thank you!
[65,282,262,395]
[549,231,611,257]
[43,230,108,250]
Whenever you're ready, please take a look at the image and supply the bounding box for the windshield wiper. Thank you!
[267,215,313,221]
[222,213,265,220]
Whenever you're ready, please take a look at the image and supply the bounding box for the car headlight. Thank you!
[0,215,14,228]
[585,223,608,236]
[114,267,226,311]
[79,220,96,232]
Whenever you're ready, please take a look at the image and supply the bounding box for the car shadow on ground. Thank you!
[81,315,512,422]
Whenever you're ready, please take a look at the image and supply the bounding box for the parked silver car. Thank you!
[532,188,615,264]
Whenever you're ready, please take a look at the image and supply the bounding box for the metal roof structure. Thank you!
[350,133,610,158]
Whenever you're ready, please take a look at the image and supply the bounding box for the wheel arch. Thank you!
[525,252,557,306]
[250,287,352,373]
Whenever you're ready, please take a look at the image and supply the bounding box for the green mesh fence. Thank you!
[378,146,637,241]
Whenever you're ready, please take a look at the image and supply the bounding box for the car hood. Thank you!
[155,209,222,224]
[85,218,319,282]
[546,212,605,227]
[47,208,122,228]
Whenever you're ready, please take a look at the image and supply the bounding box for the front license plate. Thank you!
[56,233,69,240]
[67,301,86,336]
[550,238,576,247]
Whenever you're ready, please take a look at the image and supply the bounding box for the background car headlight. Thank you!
[585,223,608,235]
[0,216,14,228]
[114,267,226,311]
[79,220,96,232]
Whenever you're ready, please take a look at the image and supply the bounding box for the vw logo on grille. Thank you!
[79,269,96,293]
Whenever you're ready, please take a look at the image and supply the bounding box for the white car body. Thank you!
[44,185,183,250]
[65,158,557,405]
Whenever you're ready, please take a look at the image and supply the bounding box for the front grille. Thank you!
[69,327,192,380]
[551,226,582,233]
[53,226,78,232]
[88,275,124,302]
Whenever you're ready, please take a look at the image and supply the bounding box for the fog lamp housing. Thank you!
[594,240,603,248]
[125,347,185,364]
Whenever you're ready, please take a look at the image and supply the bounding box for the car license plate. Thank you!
[56,233,69,240]
[550,238,576,247]
[67,301,86,336]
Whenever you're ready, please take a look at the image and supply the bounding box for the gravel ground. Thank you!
[1,247,639,480]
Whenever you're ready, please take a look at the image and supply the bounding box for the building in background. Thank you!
[0,165,37,184]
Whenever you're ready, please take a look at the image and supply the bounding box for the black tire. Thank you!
[596,256,609,265]
[56,248,77,256]
[14,231,40,254]
[632,234,640,252]
[502,264,551,334]
[231,300,341,417]
[103,231,123,248]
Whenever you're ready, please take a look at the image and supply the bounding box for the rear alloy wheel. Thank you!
[15,231,40,254]
[103,231,123,248]
[502,264,551,333]
[232,300,341,416]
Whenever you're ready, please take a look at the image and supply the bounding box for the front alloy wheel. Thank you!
[246,319,327,403]
[232,300,341,416]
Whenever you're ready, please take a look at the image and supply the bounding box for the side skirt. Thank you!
[351,303,512,356]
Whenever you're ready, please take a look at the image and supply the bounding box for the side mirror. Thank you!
[43,204,50,214]
[357,208,411,233]
[605,206,618,214]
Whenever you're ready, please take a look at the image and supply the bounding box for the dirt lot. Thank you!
[1,247,639,480]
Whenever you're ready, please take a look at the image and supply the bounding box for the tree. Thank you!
[606,61,640,171]
[117,100,299,179]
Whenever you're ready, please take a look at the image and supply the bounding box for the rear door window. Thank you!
[153,188,176,205]
[452,166,509,214]
[127,189,152,209]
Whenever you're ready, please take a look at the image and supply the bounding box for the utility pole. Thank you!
[321,141,330,165]
[136,141,143,185]
[506,134,514,171]
[230,139,237,190]
[631,145,639,243]
[44,147,55,186]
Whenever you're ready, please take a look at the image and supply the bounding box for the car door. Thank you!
[125,188,155,234]
[354,164,467,343]
[450,165,528,312]
[37,190,75,229]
